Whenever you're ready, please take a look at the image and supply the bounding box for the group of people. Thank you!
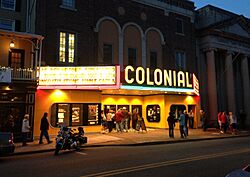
[167,110,195,138]
[217,111,238,134]
[101,107,147,133]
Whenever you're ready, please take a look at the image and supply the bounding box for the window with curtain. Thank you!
[59,32,76,64]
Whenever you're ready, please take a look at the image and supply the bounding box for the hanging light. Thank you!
[9,41,15,48]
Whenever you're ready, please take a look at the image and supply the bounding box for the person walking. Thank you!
[228,112,237,134]
[220,111,228,133]
[21,114,30,146]
[217,112,222,132]
[188,110,194,129]
[39,112,52,144]
[106,109,113,132]
[167,112,175,138]
[178,110,186,138]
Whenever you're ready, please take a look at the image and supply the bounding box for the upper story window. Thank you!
[128,48,137,66]
[150,51,157,69]
[176,18,184,34]
[175,51,186,70]
[59,32,76,64]
[0,18,15,30]
[1,0,15,10]
[103,44,113,64]
[61,0,75,10]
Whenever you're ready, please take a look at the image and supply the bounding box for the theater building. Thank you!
[32,0,199,136]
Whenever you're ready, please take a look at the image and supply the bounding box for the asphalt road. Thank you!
[0,137,249,177]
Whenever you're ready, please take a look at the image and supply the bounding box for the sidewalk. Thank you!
[13,128,250,155]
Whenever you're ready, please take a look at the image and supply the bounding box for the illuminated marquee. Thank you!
[38,66,120,90]
[122,66,199,95]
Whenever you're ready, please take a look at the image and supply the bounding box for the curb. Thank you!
[11,134,250,156]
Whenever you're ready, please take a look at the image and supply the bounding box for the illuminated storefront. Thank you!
[34,65,200,137]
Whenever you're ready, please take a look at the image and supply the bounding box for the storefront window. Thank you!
[170,104,186,118]
[146,105,160,122]
[51,103,101,127]
[88,105,99,125]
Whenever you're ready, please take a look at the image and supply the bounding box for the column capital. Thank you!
[203,47,217,53]
[242,54,250,59]
[226,50,235,56]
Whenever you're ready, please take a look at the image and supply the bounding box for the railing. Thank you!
[0,66,37,81]
[11,68,37,81]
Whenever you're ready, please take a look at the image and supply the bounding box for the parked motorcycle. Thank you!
[54,126,87,155]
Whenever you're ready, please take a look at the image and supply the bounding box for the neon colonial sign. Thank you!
[121,65,199,95]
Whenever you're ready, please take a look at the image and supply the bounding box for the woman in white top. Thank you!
[22,114,30,146]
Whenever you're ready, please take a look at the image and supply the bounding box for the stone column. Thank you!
[241,55,250,124]
[119,32,124,70]
[225,51,236,114]
[205,48,218,122]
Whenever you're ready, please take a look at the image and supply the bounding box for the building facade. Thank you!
[196,5,250,127]
[32,0,200,136]
[0,0,43,141]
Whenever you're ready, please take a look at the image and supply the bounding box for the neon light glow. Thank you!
[120,85,194,93]
[38,66,120,90]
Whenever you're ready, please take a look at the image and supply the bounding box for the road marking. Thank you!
[75,152,87,155]
[81,148,250,177]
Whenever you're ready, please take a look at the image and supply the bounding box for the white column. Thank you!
[225,51,236,114]
[142,35,146,68]
[241,55,250,124]
[119,32,124,70]
[205,48,218,122]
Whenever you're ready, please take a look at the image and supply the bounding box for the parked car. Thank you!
[226,164,250,177]
[0,132,15,156]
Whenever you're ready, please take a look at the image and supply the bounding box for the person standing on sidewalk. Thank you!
[21,114,30,146]
[178,110,186,138]
[167,112,175,138]
[188,110,194,129]
[39,112,52,144]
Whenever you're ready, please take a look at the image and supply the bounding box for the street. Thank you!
[0,137,249,177]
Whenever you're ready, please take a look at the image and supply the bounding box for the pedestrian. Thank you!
[39,112,52,144]
[184,110,189,136]
[167,112,175,138]
[106,109,113,132]
[178,110,186,138]
[114,109,123,133]
[122,107,130,132]
[188,110,194,129]
[220,111,228,133]
[100,110,107,133]
[228,112,237,134]
[200,110,207,131]
[217,112,222,131]
[21,114,30,146]
[136,112,147,133]
[132,109,138,131]
[6,113,15,134]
